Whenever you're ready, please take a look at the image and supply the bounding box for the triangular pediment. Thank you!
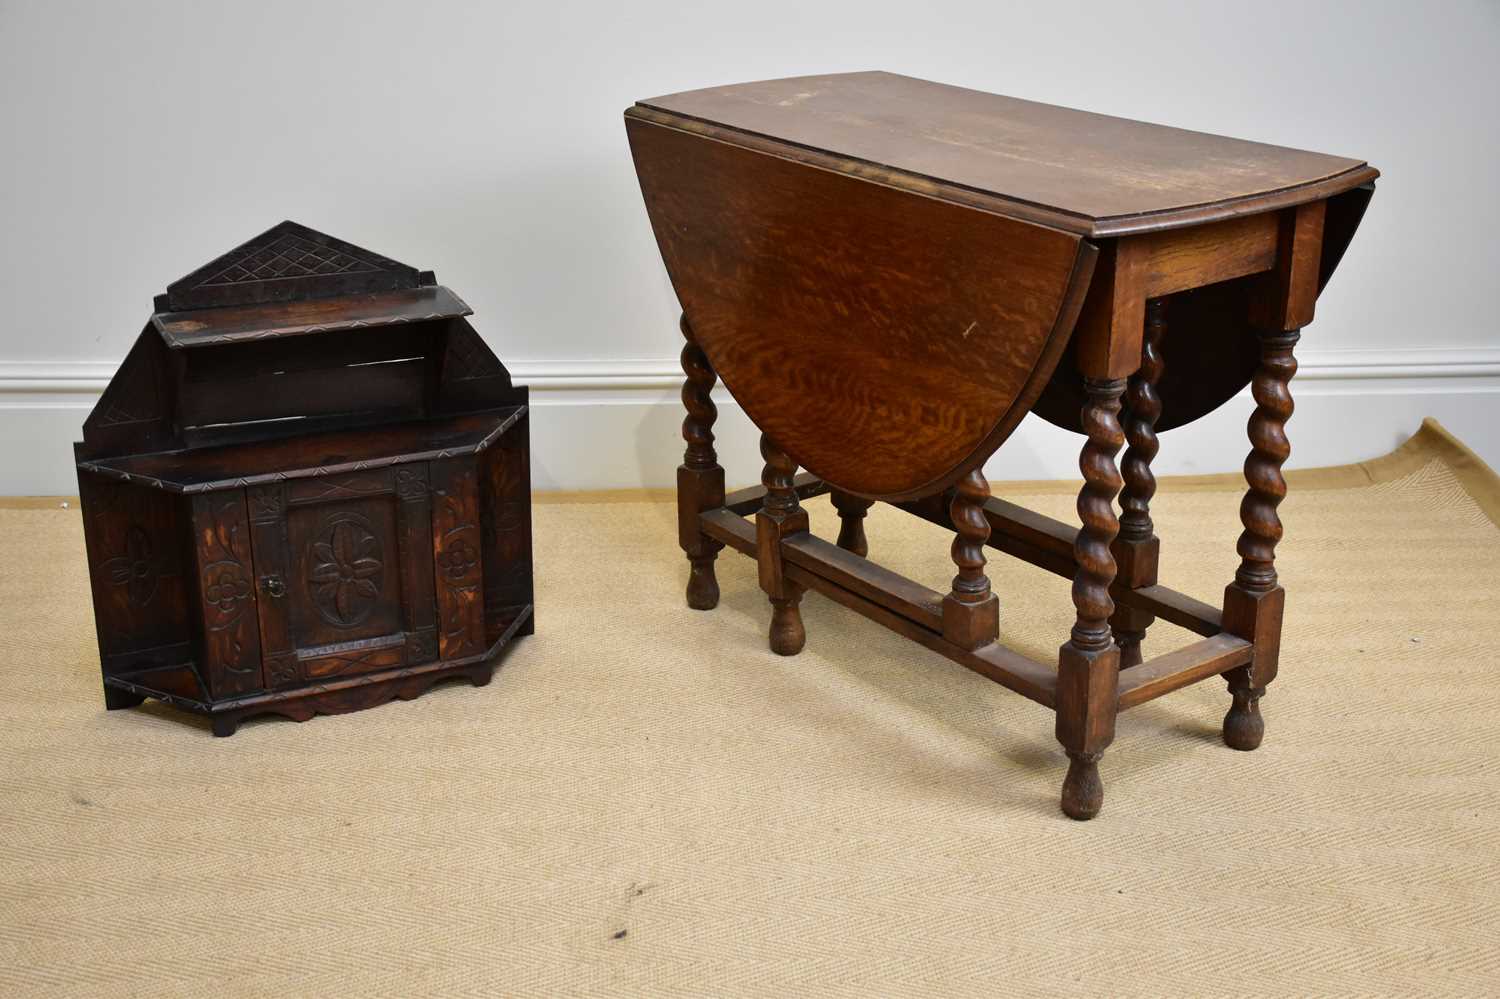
[162,221,421,310]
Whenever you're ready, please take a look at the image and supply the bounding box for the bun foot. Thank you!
[686,555,720,610]
[1060,751,1104,820]
[210,714,240,738]
[768,595,805,656]
[1223,688,1265,751]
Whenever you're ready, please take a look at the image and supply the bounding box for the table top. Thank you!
[633,72,1377,236]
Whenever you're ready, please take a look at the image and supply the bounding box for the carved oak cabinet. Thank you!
[76,222,533,735]
[627,73,1377,819]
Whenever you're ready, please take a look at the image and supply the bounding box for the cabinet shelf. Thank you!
[77,406,525,493]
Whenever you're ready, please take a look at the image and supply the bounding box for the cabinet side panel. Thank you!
[433,319,527,414]
[77,472,194,676]
[431,456,486,660]
[189,492,264,697]
[481,414,534,642]
[79,327,179,459]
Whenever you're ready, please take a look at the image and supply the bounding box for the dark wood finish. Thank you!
[171,330,429,442]
[1055,378,1126,820]
[246,481,296,688]
[678,315,725,610]
[76,474,194,694]
[1253,204,1326,332]
[634,72,1375,237]
[396,466,441,660]
[77,409,522,493]
[189,491,264,697]
[894,490,1224,636]
[78,223,532,734]
[757,435,809,655]
[1117,634,1252,710]
[162,220,425,310]
[1221,327,1300,751]
[629,73,1376,820]
[628,113,1096,501]
[479,413,535,644]
[1072,238,1149,380]
[240,467,446,690]
[829,490,872,558]
[80,327,179,458]
[106,605,534,738]
[1138,214,1279,297]
[285,487,404,653]
[154,287,470,349]
[701,509,1057,707]
[1111,298,1167,667]
[724,473,827,514]
[432,455,487,661]
[782,532,942,633]
[942,468,999,650]
[1032,190,1368,438]
[1126,585,1223,637]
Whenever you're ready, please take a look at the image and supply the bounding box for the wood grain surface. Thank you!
[635,72,1377,236]
[628,115,1094,500]
[154,285,470,348]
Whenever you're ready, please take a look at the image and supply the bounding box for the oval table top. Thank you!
[628,74,1376,495]
[635,71,1376,237]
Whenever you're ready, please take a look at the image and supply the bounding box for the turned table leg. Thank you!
[830,490,873,558]
[758,434,809,655]
[1056,377,1126,820]
[1221,329,1299,751]
[1111,298,1166,668]
[677,315,726,610]
[942,468,999,649]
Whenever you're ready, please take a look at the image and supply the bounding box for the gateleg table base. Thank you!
[693,474,1265,820]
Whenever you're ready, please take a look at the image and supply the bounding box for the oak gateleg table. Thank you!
[625,72,1377,819]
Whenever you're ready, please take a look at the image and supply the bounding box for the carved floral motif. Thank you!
[309,516,384,627]
[201,506,254,636]
[204,564,252,620]
[99,525,159,607]
[437,538,479,581]
[395,466,428,502]
[406,630,438,664]
[248,486,283,523]
[266,654,300,687]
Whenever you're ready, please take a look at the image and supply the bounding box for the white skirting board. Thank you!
[2,350,1497,496]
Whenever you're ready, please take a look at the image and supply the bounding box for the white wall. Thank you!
[2,0,1497,493]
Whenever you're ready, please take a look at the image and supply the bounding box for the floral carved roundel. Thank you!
[308,513,384,628]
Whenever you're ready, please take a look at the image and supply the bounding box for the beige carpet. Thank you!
[3,419,1499,996]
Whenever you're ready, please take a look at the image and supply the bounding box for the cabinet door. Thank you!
[247,467,438,688]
